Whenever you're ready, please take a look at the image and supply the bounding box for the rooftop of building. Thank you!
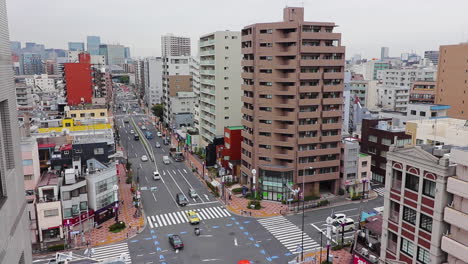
[226,126,244,131]
[38,170,59,187]
[359,153,369,157]
[66,104,107,110]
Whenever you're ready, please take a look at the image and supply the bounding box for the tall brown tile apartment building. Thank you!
[240,7,345,200]
[435,43,468,119]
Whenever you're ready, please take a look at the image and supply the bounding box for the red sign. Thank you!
[62,209,95,227]
[353,254,370,264]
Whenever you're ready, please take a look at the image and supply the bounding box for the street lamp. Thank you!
[301,166,313,261]
[137,167,141,185]
[251,169,257,200]
[113,185,119,222]
[362,178,368,200]
[325,216,333,262]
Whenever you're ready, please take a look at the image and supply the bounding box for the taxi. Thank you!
[187,211,200,225]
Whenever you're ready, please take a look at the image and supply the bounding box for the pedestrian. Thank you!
[249,211,252,216]
[229,194,232,200]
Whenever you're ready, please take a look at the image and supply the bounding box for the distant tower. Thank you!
[381,47,389,60]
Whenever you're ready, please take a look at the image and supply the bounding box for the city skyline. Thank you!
[6,0,468,58]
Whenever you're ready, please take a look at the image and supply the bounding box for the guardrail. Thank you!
[131,117,155,162]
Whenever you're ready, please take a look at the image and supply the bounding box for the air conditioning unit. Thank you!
[360,248,369,256]
[369,255,377,263]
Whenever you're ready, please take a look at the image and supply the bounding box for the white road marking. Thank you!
[163,214,172,225]
[177,211,187,222]
[166,170,185,197]
[223,208,231,216]
[335,208,358,214]
[159,215,167,226]
[234,237,238,246]
[183,169,187,174]
[155,215,162,227]
[139,164,142,169]
[197,209,208,220]
[147,217,154,228]
[152,192,157,202]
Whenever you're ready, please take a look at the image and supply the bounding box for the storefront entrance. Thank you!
[259,169,293,202]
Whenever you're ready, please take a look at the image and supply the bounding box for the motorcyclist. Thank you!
[194,227,200,236]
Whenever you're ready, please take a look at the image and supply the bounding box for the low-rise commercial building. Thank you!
[377,85,410,112]
[340,138,371,196]
[406,118,468,146]
[409,81,436,104]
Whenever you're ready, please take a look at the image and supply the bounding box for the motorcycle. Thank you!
[194,227,200,236]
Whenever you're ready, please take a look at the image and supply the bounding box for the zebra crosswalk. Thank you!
[146,206,231,228]
[373,187,385,196]
[258,216,319,253]
[91,242,132,263]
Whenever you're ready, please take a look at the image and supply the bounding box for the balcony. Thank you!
[321,123,341,130]
[298,124,320,131]
[200,69,215,75]
[275,60,298,69]
[241,96,253,104]
[301,46,345,54]
[299,85,321,93]
[447,176,468,199]
[242,84,253,92]
[241,59,254,67]
[444,206,468,230]
[200,50,215,56]
[273,124,294,134]
[323,72,344,79]
[322,97,343,105]
[275,85,297,95]
[242,72,254,80]
[274,150,295,160]
[273,111,295,121]
[300,59,345,67]
[321,135,341,142]
[322,110,342,118]
[323,85,343,92]
[441,235,468,262]
[298,136,321,144]
[201,79,215,85]
[199,39,215,47]
[242,46,253,54]
[299,98,321,106]
[299,72,321,80]
[276,46,298,56]
[274,74,297,83]
[298,111,320,119]
[241,107,254,116]
[200,60,215,65]
[301,32,342,40]
[273,137,296,147]
[276,32,298,42]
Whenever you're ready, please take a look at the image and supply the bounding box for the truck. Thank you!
[169,146,184,161]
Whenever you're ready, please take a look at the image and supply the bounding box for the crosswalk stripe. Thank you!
[155,215,163,226]
[195,209,205,220]
[208,207,220,218]
[172,212,181,224]
[223,208,231,216]
[177,211,187,222]
[91,243,132,263]
[159,215,167,226]
[164,214,172,225]
[201,208,212,219]
[147,217,154,228]
[207,207,217,218]
[258,216,318,253]
[215,207,228,217]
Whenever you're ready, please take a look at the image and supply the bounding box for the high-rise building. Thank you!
[240,7,345,198]
[381,145,455,263]
[161,34,191,56]
[124,47,131,59]
[143,57,163,106]
[68,42,85,51]
[64,53,93,105]
[435,43,468,119]
[99,44,125,65]
[0,0,33,262]
[381,47,389,60]
[10,40,21,54]
[20,53,43,75]
[198,31,242,147]
[86,36,101,55]
[424,50,439,65]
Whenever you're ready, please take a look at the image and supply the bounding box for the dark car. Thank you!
[168,234,184,250]
[176,193,188,206]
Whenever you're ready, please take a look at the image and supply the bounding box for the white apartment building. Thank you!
[15,84,33,109]
[198,31,242,147]
[169,92,197,128]
[377,85,410,112]
[85,159,118,213]
[90,55,106,65]
[406,118,468,146]
[161,33,191,56]
[162,56,199,129]
[143,57,163,106]
[378,68,436,87]
[349,80,379,110]
[25,74,56,92]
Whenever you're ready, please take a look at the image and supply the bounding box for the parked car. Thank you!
[176,193,188,206]
[157,132,162,137]
[141,125,147,130]
[187,211,200,224]
[130,129,134,134]
[331,213,346,223]
[168,234,184,250]
[188,188,198,199]
[155,142,161,148]
[141,155,148,162]
[332,218,355,233]
[163,156,170,164]
[153,171,161,180]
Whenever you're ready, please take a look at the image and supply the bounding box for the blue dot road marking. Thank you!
[266,257,272,262]
[248,237,254,241]
[254,244,260,248]
[144,237,152,240]
[156,247,162,252]
[243,221,251,224]
[130,240,138,243]
[271,256,279,259]
[154,241,160,245]
[231,217,236,220]
[212,225,219,229]
[285,253,292,256]
[159,255,165,260]
[150,230,155,234]
[243,231,249,236]
[152,235,158,239]
[239,226,244,230]
[180,231,187,234]
[226,223,233,227]
[260,250,266,255]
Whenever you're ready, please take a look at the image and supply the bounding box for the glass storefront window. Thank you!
[259,169,293,201]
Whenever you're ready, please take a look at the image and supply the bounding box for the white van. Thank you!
[153,171,161,180]
[332,218,355,233]
[163,156,170,164]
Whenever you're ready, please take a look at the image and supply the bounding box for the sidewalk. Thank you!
[300,249,353,264]
[74,163,144,248]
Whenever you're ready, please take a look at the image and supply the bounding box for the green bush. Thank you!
[109,222,126,232]
[231,187,243,194]
[206,181,220,197]
[351,194,362,201]
[248,200,261,210]
[318,200,329,207]
[126,176,132,184]
[332,244,344,250]
[304,195,320,201]
[225,180,238,187]
[48,244,65,252]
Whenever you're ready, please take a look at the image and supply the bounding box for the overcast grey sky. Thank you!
[6,0,468,59]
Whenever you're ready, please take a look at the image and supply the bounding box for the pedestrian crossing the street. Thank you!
[90,242,132,263]
[258,216,319,253]
[373,187,385,196]
[146,206,231,228]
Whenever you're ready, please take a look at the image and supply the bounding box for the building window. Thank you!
[381,138,392,146]
[80,201,88,211]
[63,208,72,218]
[410,110,416,115]
[405,173,420,192]
[71,114,76,118]
[361,161,368,167]
[94,148,104,155]
[75,149,82,154]
[100,112,105,116]
[368,135,377,143]
[401,238,414,257]
[417,247,431,264]
[72,204,79,215]
[259,144,271,149]
[420,111,426,117]
[361,172,367,178]
[63,150,70,155]
[368,147,377,154]
[403,206,417,225]
[44,209,59,217]
[422,179,435,198]
[420,213,433,233]
[80,113,85,117]
[62,191,71,200]
[22,159,33,166]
